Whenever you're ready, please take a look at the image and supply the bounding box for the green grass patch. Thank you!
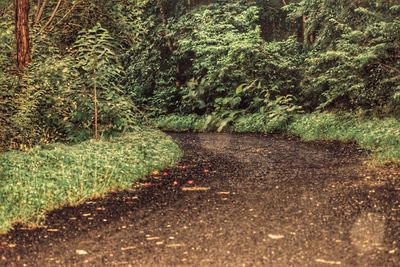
[0,129,182,233]
[152,114,208,132]
[289,113,400,164]
[232,113,289,134]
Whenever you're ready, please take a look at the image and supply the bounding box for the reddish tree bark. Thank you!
[14,0,31,69]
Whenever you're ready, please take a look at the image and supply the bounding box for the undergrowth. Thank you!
[0,129,182,233]
[153,115,208,132]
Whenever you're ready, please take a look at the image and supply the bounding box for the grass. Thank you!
[289,113,400,163]
[0,128,182,233]
[152,112,400,164]
[152,114,208,132]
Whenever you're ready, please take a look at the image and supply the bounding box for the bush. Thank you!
[0,129,182,233]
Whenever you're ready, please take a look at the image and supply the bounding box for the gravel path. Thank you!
[1,133,399,266]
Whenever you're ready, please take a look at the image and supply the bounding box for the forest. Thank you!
[1,0,399,148]
[0,0,399,233]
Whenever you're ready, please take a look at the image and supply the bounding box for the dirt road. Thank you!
[1,133,399,266]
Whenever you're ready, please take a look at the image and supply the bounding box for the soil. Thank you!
[0,133,399,267]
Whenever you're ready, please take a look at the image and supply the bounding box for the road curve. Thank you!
[1,133,399,266]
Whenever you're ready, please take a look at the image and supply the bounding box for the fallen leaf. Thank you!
[156,241,164,245]
[76,249,88,255]
[143,182,152,187]
[151,170,160,176]
[146,237,160,241]
[181,187,210,191]
[315,259,341,265]
[8,244,16,248]
[47,229,59,232]
[166,243,185,248]
[268,234,285,240]
[217,192,230,195]
[162,172,169,176]
[172,181,178,186]
[187,180,194,185]
[82,213,91,217]
[121,246,136,251]
[203,169,210,173]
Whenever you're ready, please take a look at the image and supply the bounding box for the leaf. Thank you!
[166,243,185,248]
[76,249,88,255]
[268,234,285,240]
[181,187,210,191]
[315,259,341,265]
[121,246,136,251]
[146,237,161,241]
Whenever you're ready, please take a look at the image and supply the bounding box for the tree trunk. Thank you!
[296,16,304,43]
[14,0,30,69]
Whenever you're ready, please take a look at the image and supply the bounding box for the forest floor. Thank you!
[0,133,399,267]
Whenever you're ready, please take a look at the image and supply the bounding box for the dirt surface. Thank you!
[1,133,399,267]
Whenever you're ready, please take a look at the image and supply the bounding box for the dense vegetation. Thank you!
[0,0,399,150]
[1,0,399,151]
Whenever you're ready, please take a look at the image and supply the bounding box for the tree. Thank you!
[14,0,30,69]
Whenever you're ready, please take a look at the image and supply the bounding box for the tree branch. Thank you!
[33,0,48,26]
[48,0,83,32]
[39,0,62,34]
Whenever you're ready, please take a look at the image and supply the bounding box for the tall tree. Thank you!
[14,0,30,69]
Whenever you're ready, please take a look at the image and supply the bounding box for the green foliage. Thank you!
[2,0,400,162]
[174,1,263,111]
[72,24,137,141]
[124,1,181,116]
[174,2,303,114]
[289,113,400,163]
[294,0,400,114]
[232,113,289,134]
[126,1,303,116]
[1,22,140,148]
[10,37,77,146]
[44,0,150,48]
[0,19,17,150]
[0,129,182,233]
[152,114,207,132]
